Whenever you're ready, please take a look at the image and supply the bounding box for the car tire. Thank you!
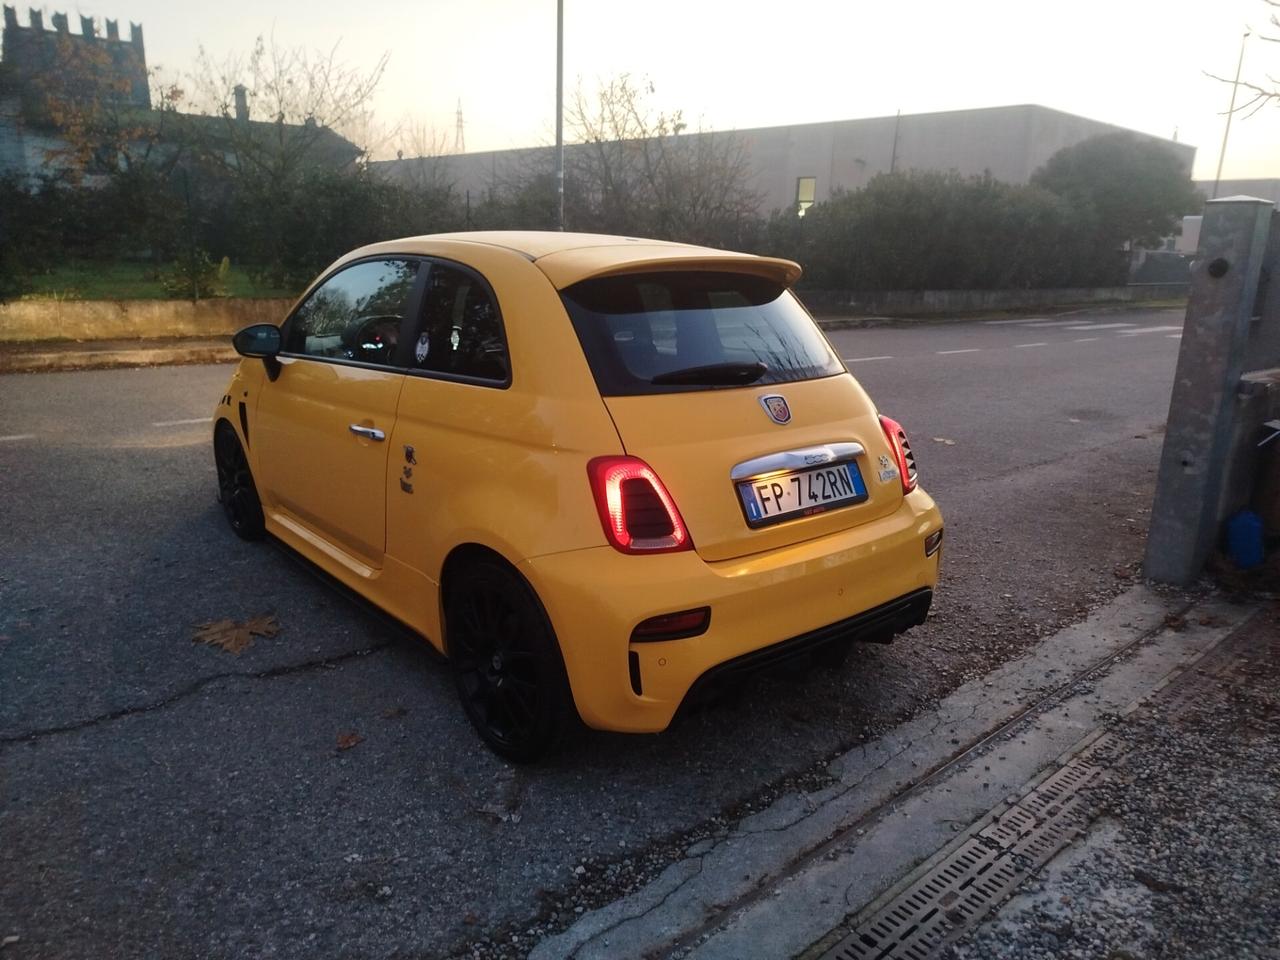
[214,421,266,541]
[445,557,575,763]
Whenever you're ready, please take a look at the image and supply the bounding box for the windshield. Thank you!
[561,272,845,396]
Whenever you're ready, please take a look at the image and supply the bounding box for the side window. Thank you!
[285,259,420,366]
[410,263,510,383]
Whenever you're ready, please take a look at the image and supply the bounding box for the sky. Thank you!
[15,0,1280,180]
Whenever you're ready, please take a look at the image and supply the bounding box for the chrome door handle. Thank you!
[348,424,386,441]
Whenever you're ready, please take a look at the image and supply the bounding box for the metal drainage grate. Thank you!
[818,733,1121,960]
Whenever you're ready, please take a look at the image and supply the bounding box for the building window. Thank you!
[796,176,817,217]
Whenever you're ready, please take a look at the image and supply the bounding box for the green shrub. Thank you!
[161,249,225,300]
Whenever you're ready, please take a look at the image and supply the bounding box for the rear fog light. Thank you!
[631,607,711,642]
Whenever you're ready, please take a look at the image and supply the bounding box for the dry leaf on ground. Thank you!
[336,732,364,751]
[192,614,281,655]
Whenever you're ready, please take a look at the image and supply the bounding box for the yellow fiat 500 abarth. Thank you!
[214,232,943,761]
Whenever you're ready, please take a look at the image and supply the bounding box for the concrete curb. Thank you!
[812,301,1187,330]
[528,587,1256,960]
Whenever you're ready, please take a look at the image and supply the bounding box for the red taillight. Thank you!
[879,415,918,495]
[587,456,692,554]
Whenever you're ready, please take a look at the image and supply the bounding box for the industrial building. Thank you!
[376,104,1197,216]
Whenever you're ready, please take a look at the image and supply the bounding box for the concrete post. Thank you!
[1144,196,1277,584]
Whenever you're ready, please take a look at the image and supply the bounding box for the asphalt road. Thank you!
[0,308,1184,959]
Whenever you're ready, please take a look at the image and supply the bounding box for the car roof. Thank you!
[414,231,687,259]
[354,231,803,289]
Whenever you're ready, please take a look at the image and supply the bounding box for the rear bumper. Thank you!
[683,587,932,705]
[520,488,942,733]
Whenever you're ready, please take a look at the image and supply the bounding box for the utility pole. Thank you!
[1212,29,1250,200]
[555,0,565,231]
[889,108,901,175]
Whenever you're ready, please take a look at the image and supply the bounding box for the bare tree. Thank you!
[388,119,455,193]
[177,35,391,284]
[343,106,399,160]
[1206,1,1280,120]
[184,34,389,179]
[564,75,762,245]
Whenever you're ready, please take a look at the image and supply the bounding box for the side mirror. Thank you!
[232,323,282,359]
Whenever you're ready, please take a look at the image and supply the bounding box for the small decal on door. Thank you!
[400,448,415,494]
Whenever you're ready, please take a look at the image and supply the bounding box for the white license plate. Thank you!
[737,461,868,527]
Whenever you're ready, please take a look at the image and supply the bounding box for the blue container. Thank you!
[1227,510,1265,570]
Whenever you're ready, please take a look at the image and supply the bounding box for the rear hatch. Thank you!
[559,269,905,563]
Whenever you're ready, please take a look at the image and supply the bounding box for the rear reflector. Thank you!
[628,651,643,695]
[587,456,692,554]
[631,606,711,642]
[879,415,919,494]
[925,528,944,557]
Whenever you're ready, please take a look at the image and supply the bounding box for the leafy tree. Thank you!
[1031,133,1201,251]
[16,30,186,182]
[759,171,1109,291]
[3,30,190,269]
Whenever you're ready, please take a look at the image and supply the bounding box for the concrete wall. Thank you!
[0,297,292,342]
[803,283,1190,317]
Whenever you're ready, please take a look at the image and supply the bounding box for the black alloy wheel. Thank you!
[445,558,574,763]
[213,422,265,540]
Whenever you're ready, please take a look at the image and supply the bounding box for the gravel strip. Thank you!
[946,602,1280,960]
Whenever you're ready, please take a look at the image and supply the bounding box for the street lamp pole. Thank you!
[1212,29,1250,200]
[555,0,565,230]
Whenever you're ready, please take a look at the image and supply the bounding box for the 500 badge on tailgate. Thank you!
[738,460,869,527]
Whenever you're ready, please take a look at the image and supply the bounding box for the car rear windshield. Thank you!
[561,272,845,396]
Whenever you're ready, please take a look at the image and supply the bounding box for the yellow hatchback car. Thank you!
[214,232,943,760]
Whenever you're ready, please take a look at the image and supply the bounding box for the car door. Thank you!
[255,257,426,569]
[385,259,518,573]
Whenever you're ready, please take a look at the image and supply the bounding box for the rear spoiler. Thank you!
[534,243,802,290]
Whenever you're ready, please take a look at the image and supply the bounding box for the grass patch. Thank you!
[19,261,298,301]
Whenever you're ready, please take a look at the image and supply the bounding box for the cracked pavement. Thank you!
[0,312,1193,958]
[0,640,392,746]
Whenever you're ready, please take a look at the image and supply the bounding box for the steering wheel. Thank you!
[344,315,401,363]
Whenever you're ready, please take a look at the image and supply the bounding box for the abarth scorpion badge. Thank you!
[400,444,416,493]
[759,394,791,425]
